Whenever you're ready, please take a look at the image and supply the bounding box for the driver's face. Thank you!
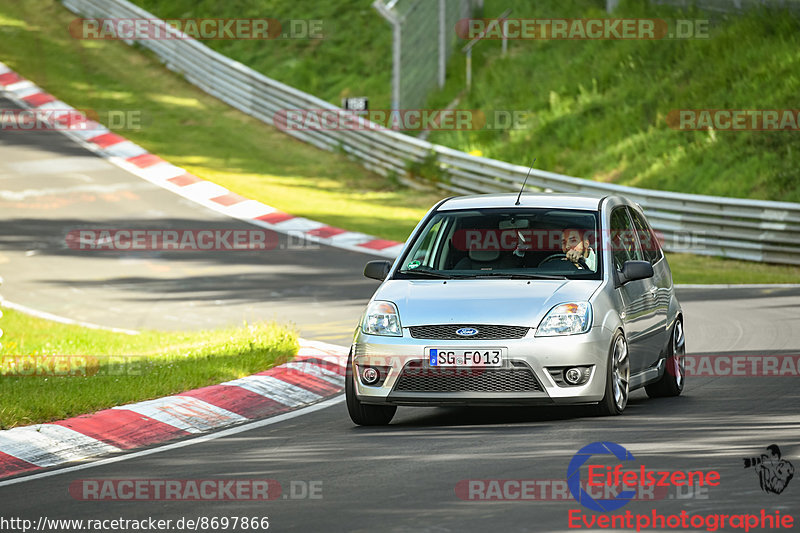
[561,230,584,254]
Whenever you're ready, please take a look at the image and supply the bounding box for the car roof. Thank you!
[436,193,606,211]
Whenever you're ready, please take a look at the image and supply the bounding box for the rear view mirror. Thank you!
[618,260,654,285]
[499,218,530,230]
[364,260,392,281]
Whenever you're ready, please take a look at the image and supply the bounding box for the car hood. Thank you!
[373,279,603,328]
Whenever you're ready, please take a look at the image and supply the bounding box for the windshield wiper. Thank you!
[459,272,568,280]
[397,269,455,279]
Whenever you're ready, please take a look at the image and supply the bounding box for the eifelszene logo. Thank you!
[568,442,637,512]
[567,441,721,512]
[743,444,795,495]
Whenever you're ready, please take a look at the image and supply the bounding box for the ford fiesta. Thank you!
[346,193,685,425]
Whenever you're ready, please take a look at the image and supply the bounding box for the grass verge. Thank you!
[0,1,797,282]
[427,0,800,202]
[0,308,297,429]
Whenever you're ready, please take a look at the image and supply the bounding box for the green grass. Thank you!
[426,0,800,202]
[133,0,395,111]
[0,308,298,429]
[0,0,797,283]
[667,253,800,284]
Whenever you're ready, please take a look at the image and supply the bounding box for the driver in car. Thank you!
[561,228,597,270]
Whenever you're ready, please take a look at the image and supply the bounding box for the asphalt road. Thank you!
[0,95,382,345]
[1,94,799,531]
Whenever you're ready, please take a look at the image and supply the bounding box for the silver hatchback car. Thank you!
[347,194,685,425]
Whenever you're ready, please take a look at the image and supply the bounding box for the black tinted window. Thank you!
[610,208,644,270]
[628,207,662,264]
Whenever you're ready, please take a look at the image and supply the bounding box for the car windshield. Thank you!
[396,208,602,280]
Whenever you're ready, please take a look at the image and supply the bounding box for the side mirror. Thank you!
[618,260,654,285]
[364,260,392,281]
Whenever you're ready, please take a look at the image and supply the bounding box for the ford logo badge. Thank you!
[456,327,479,337]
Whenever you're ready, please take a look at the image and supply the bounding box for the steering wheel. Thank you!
[539,253,589,270]
[539,253,567,264]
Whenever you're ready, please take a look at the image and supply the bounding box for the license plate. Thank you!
[427,348,505,367]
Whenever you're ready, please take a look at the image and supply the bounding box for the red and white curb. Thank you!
[0,338,348,480]
[0,61,405,258]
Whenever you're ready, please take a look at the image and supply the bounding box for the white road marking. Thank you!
[0,425,120,468]
[136,162,186,181]
[0,182,149,201]
[5,83,37,96]
[0,300,140,334]
[222,375,322,407]
[113,396,247,433]
[70,123,111,140]
[178,180,230,201]
[101,141,148,159]
[267,217,325,233]
[219,199,274,218]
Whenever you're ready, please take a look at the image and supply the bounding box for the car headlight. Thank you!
[362,300,402,336]
[536,302,592,336]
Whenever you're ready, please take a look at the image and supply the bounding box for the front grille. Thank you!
[393,361,541,393]
[408,324,529,340]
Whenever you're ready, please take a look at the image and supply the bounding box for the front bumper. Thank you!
[352,325,612,407]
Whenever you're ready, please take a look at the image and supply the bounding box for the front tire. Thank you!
[595,332,629,416]
[645,319,685,398]
[345,352,396,426]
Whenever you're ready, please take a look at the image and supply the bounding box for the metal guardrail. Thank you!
[61,0,800,265]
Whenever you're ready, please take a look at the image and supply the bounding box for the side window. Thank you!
[409,218,444,268]
[628,207,662,264]
[610,208,644,270]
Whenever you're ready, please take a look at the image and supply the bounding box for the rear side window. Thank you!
[610,208,644,270]
[628,207,662,264]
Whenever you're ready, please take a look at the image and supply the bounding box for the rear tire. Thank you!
[345,352,396,426]
[645,319,685,398]
[595,332,629,416]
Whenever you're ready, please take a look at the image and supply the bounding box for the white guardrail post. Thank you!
[60,0,800,265]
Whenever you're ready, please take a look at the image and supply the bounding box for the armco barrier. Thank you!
[60,0,800,265]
